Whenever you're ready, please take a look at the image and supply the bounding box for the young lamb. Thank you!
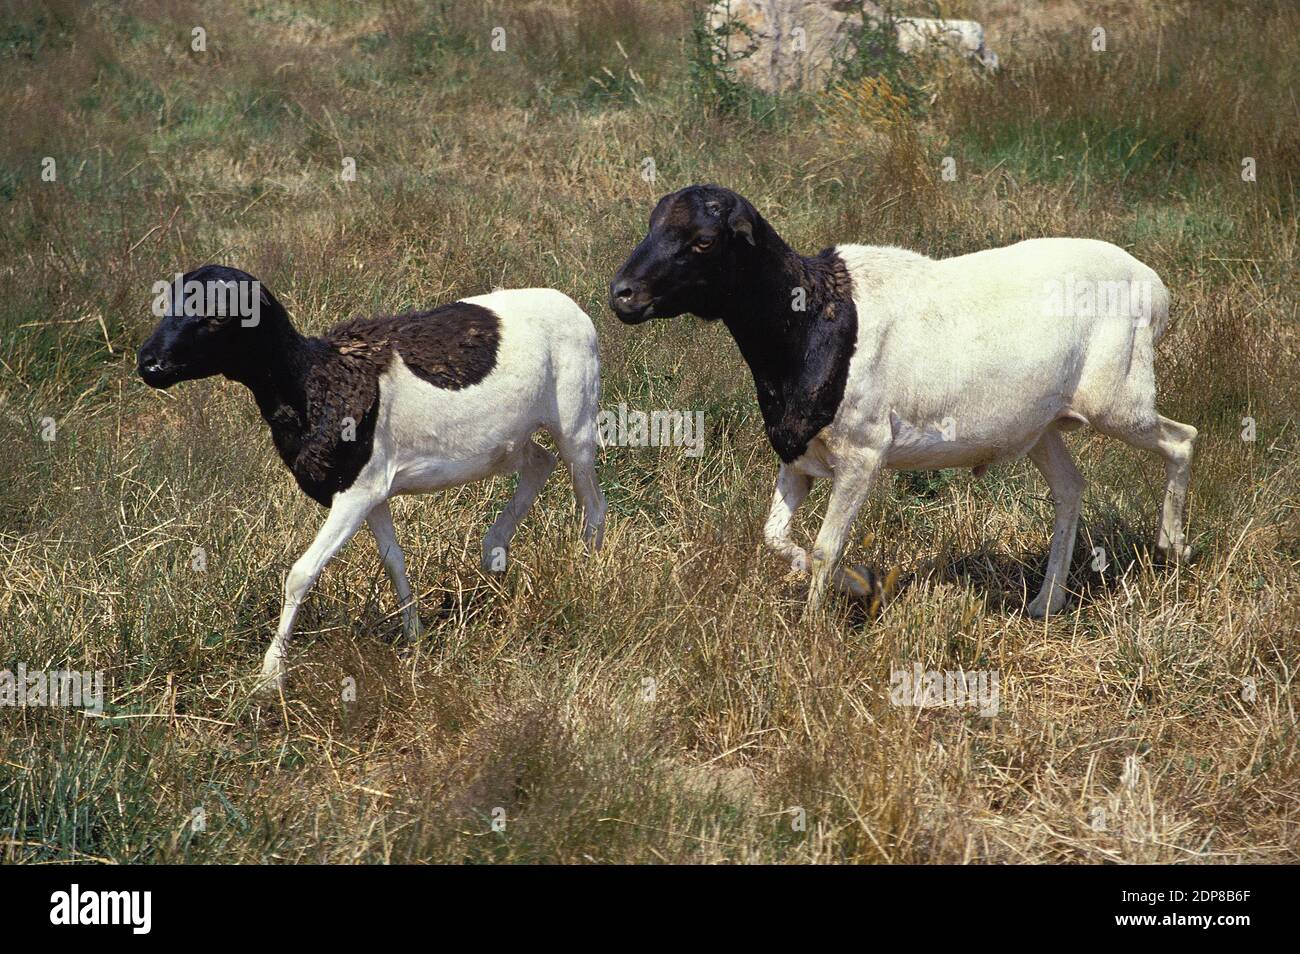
[138,265,606,690]
[609,185,1196,616]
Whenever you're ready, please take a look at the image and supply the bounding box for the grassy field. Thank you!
[0,0,1295,863]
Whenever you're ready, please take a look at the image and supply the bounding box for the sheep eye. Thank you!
[691,236,715,253]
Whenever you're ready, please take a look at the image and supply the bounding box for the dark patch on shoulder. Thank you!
[264,303,500,507]
[324,301,501,387]
[757,248,858,463]
[393,302,500,390]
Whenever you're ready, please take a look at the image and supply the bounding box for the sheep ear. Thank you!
[729,206,756,245]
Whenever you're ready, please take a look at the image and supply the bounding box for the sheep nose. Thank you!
[609,278,646,313]
[609,279,654,324]
[137,349,161,374]
[137,347,175,387]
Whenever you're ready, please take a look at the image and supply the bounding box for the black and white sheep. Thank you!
[139,266,606,690]
[610,185,1196,616]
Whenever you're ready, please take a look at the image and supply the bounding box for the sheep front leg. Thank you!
[257,487,380,693]
[764,463,812,574]
[367,500,422,643]
[808,451,882,609]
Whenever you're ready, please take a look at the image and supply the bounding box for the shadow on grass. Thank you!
[847,516,1176,623]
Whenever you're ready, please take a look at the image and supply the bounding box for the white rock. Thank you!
[896,17,999,70]
[707,0,997,93]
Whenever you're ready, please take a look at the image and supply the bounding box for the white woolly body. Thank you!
[259,286,605,690]
[793,238,1170,478]
[353,287,601,496]
[761,236,1194,619]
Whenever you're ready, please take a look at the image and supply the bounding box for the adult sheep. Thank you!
[139,266,606,690]
[609,185,1195,615]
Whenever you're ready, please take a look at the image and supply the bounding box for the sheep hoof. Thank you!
[843,563,881,600]
[835,564,889,616]
[481,544,509,573]
[255,657,286,695]
[1161,542,1192,563]
[1026,593,1066,619]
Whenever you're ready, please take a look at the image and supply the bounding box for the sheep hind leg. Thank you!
[1026,429,1085,618]
[367,500,422,642]
[482,439,556,572]
[1101,414,1197,561]
[553,431,606,551]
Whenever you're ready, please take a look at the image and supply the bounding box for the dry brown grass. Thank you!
[0,0,1295,862]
